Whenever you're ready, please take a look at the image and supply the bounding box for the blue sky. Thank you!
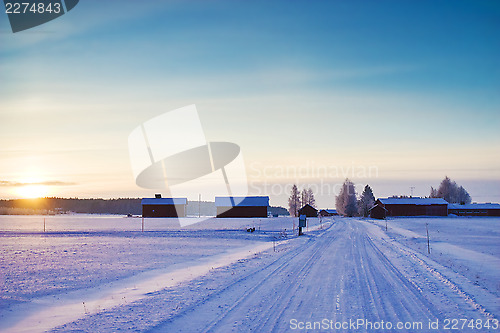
[1,1,499,207]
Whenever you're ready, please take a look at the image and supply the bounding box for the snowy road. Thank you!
[3,217,498,332]
[143,219,498,332]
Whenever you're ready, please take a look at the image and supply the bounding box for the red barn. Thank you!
[319,209,337,217]
[141,198,187,217]
[377,197,448,216]
[369,204,387,219]
[215,196,269,218]
[298,204,318,217]
[448,203,500,216]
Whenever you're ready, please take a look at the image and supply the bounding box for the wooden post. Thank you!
[142,217,144,232]
[426,223,431,254]
[385,219,387,231]
[43,218,46,232]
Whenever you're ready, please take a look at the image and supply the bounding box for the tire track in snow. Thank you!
[262,224,343,332]
[61,218,496,332]
[363,232,440,321]
[150,219,454,332]
[148,223,345,332]
[350,221,440,326]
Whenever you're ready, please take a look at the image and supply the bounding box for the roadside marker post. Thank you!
[426,223,431,254]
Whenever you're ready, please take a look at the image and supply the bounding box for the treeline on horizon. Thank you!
[0,198,290,216]
[0,198,143,215]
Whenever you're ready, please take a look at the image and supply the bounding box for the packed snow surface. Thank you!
[0,215,498,332]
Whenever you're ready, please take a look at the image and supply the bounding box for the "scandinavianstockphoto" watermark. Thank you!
[247,161,379,197]
[249,161,379,181]
[289,318,499,331]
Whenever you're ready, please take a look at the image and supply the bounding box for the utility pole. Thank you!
[410,186,415,197]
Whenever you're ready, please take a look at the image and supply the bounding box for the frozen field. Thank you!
[373,216,500,258]
[0,215,498,332]
[371,216,500,314]
[0,215,327,332]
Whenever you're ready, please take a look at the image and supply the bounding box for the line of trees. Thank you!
[333,176,471,217]
[0,198,143,215]
[288,185,316,217]
[335,179,375,217]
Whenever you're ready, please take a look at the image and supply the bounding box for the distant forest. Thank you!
[0,198,289,216]
[0,198,143,215]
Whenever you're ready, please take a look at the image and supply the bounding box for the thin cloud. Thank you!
[0,180,76,187]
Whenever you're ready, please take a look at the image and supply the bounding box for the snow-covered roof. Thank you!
[378,197,448,205]
[369,204,387,211]
[215,196,269,207]
[299,204,317,211]
[448,203,500,210]
[325,209,337,214]
[141,198,188,205]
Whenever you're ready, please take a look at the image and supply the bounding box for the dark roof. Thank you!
[142,198,187,205]
[379,197,448,205]
[215,196,269,207]
[448,203,500,210]
[299,204,317,211]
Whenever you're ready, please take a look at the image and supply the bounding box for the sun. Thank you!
[17,184,50,199]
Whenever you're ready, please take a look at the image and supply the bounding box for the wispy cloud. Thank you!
[0,180,76,187]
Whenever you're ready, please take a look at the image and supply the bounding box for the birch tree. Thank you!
[306,188,316,208]
[430,176,471,204]
[288,184,301,217]
[336,179,358,217]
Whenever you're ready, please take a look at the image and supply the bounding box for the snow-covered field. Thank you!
[0,215,498,332]
[0,215,326,332]
[371,217,500,300]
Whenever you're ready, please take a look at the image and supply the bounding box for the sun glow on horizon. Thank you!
[16,184,50,199]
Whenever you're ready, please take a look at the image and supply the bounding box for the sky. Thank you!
[1,0,499,208]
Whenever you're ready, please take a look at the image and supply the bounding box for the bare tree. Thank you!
[306,188,316,208]
[431,176,471,204]
[336,179,358,217]
[437,176,455,202]
[300,189,308,208]
[288,184,301,217]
